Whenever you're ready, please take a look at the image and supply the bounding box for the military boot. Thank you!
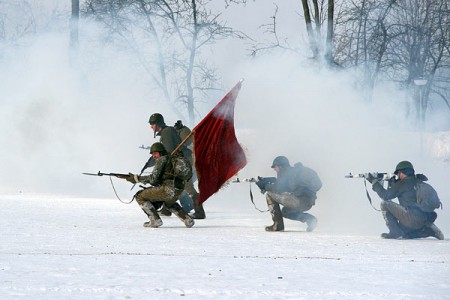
[306,215,318,232]
[404,224,444,240]
[159,207,172,217]
[282,209,317,232]
[140,202,163,228]
[188,193,206,219]
[168,203,195,228]
[381,210,403,239]
[428,224,444,240]
[265,202,284,232]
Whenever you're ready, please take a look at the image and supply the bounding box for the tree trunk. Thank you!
[325,0,334,64]
[70,0,79,65]
[301,0,319,58]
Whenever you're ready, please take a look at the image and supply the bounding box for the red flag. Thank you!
[193,81,247,204]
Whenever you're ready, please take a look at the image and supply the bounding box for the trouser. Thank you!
[135,185,183,209]
[380,201,428,233]
[184,178,199,206]
[266,192,315,223]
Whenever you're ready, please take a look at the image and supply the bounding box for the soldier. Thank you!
[366,161,444,240]
[174,120,195,212]
[256,156,321,232]
[148,113,206,219]
[126,142,194,228]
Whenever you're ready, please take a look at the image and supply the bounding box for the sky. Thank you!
[0,0,449,247]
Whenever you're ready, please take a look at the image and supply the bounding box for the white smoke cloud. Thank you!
[0,1,448,236]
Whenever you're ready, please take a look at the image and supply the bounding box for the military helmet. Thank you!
[150,142,166,153]
[394,160,414,174]
[271,156,290,168]
[149,113,165,126]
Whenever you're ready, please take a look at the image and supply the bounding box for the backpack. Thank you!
[415,180,442,212]
[170,152,193,181]
[294,162,322,193]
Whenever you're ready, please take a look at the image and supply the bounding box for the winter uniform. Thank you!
[369,161,444,239]
[263,157,321,232]
[130,150,194,228]
[149,114,206,219]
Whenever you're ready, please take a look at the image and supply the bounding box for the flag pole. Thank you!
[170,130,195,156]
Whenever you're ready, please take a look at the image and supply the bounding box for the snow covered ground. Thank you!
[1,192,449,299]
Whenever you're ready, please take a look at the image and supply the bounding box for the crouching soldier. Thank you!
[126,142,194,228]
[257,156,322,232]
[366,161,443,240]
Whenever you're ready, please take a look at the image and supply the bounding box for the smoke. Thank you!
[0,1,448,236]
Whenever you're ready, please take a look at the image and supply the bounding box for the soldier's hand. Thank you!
[388,176,397,187]
[126,173,139,184]
[256,176,267,192]
[365,173,376,184]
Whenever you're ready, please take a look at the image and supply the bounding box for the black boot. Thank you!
[188,193,206,219]
[282,209,317,232]
[140,202,163,228]
[406,224,444,240]
[159,207,172,217]
[305,215,317,232]
[168,203,195,228]
[381,210,403,239]
[266,202,284,232]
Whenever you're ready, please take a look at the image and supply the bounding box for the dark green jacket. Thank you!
[158,125,182,153]
[372,176,419,209]
[266,165,321,198]
[158,125,192,161]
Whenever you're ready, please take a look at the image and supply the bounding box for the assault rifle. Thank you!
[82,171,129,179]
[345,172,395,181]
[345,172,396,211]
[82,171,136,204]
[233,176,276,191]
[232,176,276,212]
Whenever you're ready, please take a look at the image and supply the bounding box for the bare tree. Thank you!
[250,1,335,65]
[83,0,238,123]
[0,1,37,47]
[335,0,450,126]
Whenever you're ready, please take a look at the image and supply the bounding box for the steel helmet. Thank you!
[149,113,165,126]
[150,142,166,153]
[271,156,290,168]
[394,161,414,174]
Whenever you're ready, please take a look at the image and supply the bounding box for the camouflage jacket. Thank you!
[139,155,177,187]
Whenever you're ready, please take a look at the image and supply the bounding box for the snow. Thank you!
[1,193,449,299]
[1,2,449,299]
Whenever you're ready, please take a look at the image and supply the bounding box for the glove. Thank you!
[388,176,397,187]
[126,173,139,184]
[365,173,376,184]
[256,176,267,192]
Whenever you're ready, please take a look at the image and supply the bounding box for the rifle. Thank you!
[82,171,129,179]
[345,172,395,181]
[139,144,150,150]
[233,176,276,212]
[233,177,276,191]
[345,172,396,211]
[82,171,135,204]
